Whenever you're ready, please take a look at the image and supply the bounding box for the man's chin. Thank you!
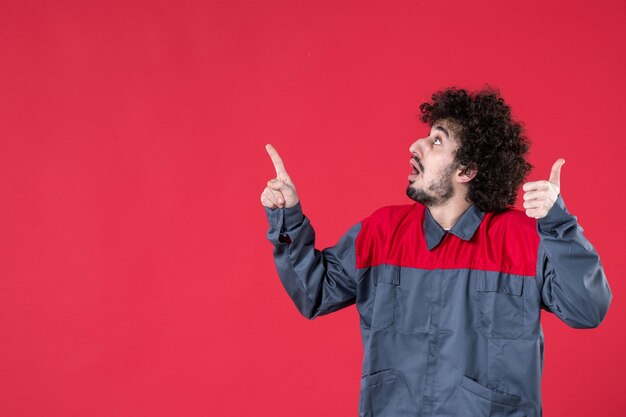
[406,185,430,205]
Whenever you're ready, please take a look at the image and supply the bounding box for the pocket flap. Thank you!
[476,274,523,296]
[362,369,397,387]
[375,265,400,286]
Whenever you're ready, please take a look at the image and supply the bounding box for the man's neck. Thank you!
[427,197,474,231]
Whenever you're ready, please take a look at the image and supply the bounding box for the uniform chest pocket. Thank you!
[370,266,432,333]
[370,267,400,330]
[476,274,525,340]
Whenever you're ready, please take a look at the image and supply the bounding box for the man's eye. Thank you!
[434,137,442,145]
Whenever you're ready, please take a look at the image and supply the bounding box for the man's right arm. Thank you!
[265,201,361,320]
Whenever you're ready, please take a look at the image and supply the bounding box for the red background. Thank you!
[1,0,624,416]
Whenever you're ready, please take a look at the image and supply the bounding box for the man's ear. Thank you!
[456,165,477,183]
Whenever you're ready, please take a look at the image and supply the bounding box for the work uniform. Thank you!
[264,195,611,417]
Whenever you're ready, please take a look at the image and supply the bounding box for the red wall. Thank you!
[1,0,624,416]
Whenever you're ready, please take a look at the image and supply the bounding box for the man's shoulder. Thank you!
[486,205,537,233]
[360,203,422,229]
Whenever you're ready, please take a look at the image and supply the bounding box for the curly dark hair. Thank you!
[419,86,533,213]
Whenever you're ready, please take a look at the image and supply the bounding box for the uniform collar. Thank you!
[423,204,485,251]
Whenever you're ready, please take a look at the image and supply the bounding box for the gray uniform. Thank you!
[264,194,611,417]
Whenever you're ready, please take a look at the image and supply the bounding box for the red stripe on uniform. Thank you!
[355,204,540,277]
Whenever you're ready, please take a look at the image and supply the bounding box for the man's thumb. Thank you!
[268,179,290,192]
[549,158,565,186]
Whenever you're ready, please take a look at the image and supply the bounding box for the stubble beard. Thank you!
[406,163,457,207]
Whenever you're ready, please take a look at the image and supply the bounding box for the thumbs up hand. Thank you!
[522,159,565,219]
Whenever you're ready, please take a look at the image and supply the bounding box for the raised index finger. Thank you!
[265,144,290,180]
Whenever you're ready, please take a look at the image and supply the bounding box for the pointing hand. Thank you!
[522,158,565,219]
[260,144,300,209]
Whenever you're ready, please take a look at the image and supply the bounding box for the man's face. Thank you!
[405,119,462,207]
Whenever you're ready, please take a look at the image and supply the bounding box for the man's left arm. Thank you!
[524,158,612,328]
[535,194,612,328]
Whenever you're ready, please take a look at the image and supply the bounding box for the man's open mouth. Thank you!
[410,158,421,174]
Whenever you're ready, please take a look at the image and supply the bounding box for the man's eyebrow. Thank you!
[433,125,450,139]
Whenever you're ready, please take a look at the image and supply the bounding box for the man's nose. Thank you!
[409,138,423,155]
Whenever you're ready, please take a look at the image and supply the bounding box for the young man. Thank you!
[260,87,612,417]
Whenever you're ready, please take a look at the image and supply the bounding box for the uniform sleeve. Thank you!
[536,194,612,328]
[264,201,361,320]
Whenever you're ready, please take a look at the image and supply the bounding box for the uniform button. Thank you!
[429,345,436,356]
